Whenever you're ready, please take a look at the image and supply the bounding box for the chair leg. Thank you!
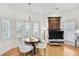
[20,52,24,56]
[44,48,46,56]
[36,48,46,56]
[30,50,34,56]
[36,48,38,56]
[36,48,41,56]
[20,52,22,56]
[37,48,39,56]
[21,53,26,56]
[20,52,28,56]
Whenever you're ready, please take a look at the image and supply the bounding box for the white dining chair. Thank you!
[18,37,34,56]
[36,30,48,56]
[36,40,48,56]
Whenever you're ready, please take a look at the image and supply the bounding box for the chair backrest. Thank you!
[44,30,48,44]
[40,30,48,46]
[17,37,25,48]
[42,32,48,48]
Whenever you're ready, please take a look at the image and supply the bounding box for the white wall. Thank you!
[61,9,79,46]
[62,8,79,29]
[0,4,17,55]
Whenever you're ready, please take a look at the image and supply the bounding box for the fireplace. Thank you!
[49,29,64,39]
[48,29,64,45]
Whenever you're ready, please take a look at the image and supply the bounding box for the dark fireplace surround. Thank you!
[48,29,64,40]
[48,29,64,44]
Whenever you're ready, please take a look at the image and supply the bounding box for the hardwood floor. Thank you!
[64,44,79,56]
[47,45,64,56]
[2,44,79,56]
[2,47,20,56]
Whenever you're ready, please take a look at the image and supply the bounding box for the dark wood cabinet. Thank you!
[48,17,64,45]
[48,17,61,30]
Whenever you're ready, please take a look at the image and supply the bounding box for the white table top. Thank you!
[24,37,39,42]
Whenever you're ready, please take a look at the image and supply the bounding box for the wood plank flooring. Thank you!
[2,44,79,56]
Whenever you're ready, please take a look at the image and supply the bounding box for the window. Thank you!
[2,17,11,40]
[32,22,40,38]
[16,21,32,38]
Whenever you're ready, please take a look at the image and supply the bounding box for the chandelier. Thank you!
[27,3,31,22]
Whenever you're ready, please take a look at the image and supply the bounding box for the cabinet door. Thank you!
[48,17,60,30]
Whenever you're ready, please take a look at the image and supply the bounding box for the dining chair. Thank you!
[36,30,48,56]
[18,37,34,56]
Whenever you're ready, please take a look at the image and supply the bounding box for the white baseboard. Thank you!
[64,40,75,46]
[0,41,18,56]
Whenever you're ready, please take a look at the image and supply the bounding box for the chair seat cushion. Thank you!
[36,43,46,48]
[19,46,33,53]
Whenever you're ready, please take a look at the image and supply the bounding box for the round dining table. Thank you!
[24,37,40,55]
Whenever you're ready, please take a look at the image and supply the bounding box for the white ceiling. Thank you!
[6,3,79,14]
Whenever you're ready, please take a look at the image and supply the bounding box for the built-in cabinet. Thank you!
[48,17,60,30]
[48,17,64,45]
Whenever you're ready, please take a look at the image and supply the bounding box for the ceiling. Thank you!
[6,3,79,14]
